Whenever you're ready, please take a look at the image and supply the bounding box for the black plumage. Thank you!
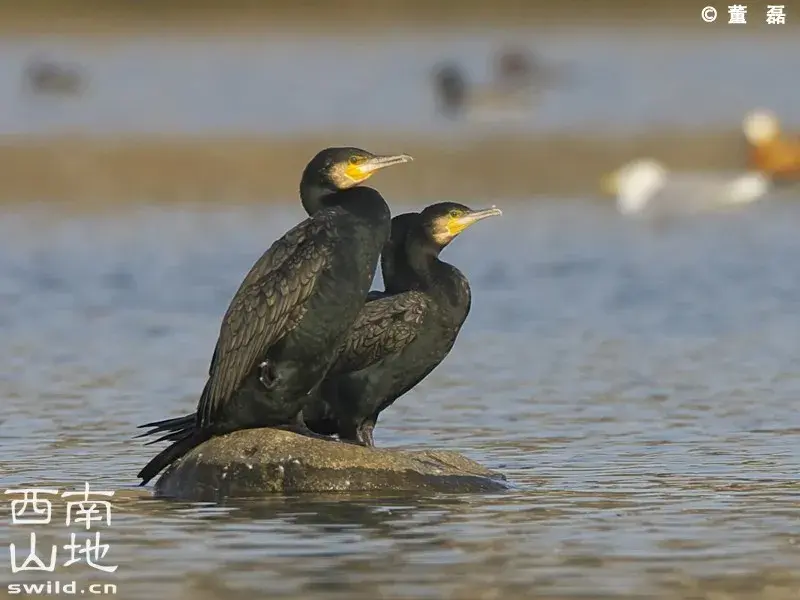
[305,202,502,446]
[367,211,420,300]
[135,147,412,485]
[289,211,420,438]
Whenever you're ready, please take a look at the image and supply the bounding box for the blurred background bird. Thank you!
[602,158,770,219]
[23,56,86,96]
[431,46,568,123]
[742,108,800,183]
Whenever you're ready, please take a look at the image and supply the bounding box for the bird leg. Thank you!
[335,422,368,447]
[356,422,375,447]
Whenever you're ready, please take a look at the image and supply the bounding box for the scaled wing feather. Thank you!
[198,211,338,427]
[332,291,429,375]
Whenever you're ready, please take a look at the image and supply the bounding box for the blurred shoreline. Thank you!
[0,0,797,35]
[3,2,795,209]
[0,130,761,207]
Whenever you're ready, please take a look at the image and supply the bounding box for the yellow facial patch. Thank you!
[430,213,467,244]
[446,215,471,237]
[430,206,502,245]
[344,159,372,183]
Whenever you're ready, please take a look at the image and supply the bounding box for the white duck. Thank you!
[601,159,770,218]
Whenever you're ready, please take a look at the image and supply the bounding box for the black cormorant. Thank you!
[305,202,502,446]
[135,147,412,485]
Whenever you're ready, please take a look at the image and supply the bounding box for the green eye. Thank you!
[349,156,361,165]
[449,209,461,218]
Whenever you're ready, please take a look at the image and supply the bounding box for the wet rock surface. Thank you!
[153,428,510,501]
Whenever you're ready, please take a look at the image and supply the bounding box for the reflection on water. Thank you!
[1,29,799,135]
[2,199,800,598]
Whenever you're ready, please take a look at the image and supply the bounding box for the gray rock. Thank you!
[153,428,509,501]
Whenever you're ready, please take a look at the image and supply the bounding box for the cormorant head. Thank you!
[305,147,412,191]
[418,202,503,249]
[300,147,413,215]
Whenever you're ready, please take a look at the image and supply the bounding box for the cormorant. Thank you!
[135,147,412,485]
[305,202,502,446]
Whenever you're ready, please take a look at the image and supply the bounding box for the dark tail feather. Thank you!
[137,429,211,487]
[142,429,191,446]
[134,413,195,440]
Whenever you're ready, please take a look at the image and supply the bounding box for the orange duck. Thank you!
[742,109,800,181]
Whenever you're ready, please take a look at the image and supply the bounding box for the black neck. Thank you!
[299,179,335,216]
[400,231,470,317]
[380,214,420,294]
[403,231,441,290]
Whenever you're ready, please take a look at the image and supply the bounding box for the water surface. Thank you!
[1,198,799,598]
[1,28,799,136]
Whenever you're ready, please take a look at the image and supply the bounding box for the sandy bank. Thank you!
[0,131,757,207]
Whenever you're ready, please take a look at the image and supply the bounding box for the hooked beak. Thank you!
[347,153,414,182]
[448,205,503,236]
